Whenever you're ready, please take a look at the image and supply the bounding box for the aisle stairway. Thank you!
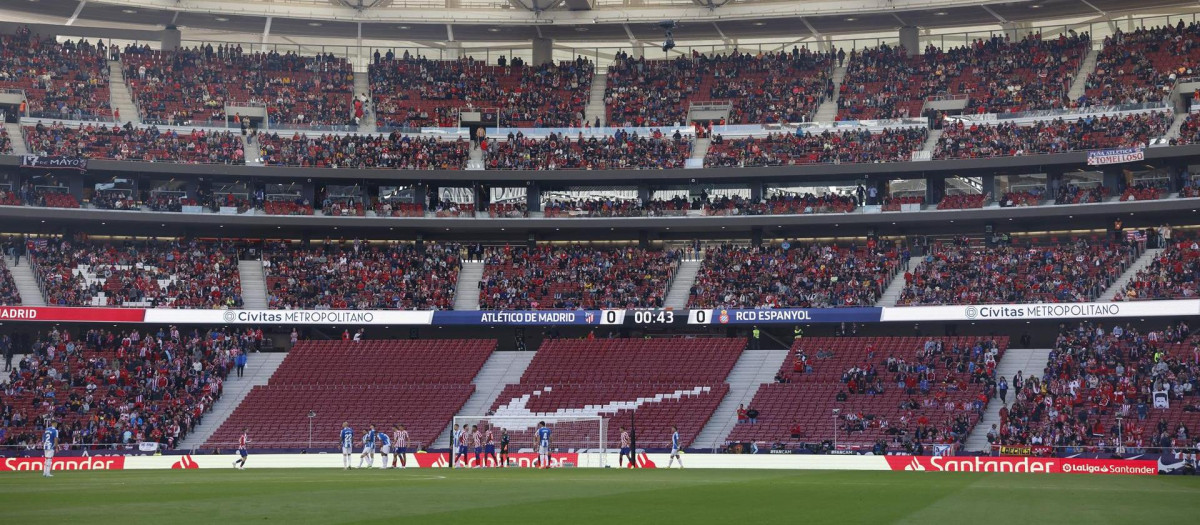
[962,348,1053,452]
[352,72,376,134]
[812,65,847,123]
[663,259,702,309]
[433,351,536,448]
[179,352,289,450]
[237,260,269,309]
[107,60,141,124]
[692,349,791,450]
[6,255,45,306]
[877,257,924,307]
[4,123,27,155]
[454,261,484,310]
[1067,46,1100,102]
[584,71,608,127]
[1100,248,1163,301]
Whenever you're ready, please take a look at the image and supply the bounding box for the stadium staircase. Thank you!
[877,256,924,307]
[6,255,45,306]
[237,260,269,309]
[352,72,376,134]
[1099,247,1164,301]
[432,351,536,448]
[812,65,847,123]
[663,258,702,309]
[5,123,27,155]
[691,349,791,450]
[1163,111,1190,144]
[962,348,1053,452]
[453,260,485,310]
[920,128,943,156]
[243,135,263,166]
[179,352,289,450]
[0,356,26,384]
[1067,45,1100,102]
[107,60,141,125]
[690,137,711,164]
[584,71,608,127]
[468,142,484,170]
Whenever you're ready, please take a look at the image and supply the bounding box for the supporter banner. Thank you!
[885,455,1158,475]
[20,155,88,171]
[995,445,1053,457]
[879,300,1200,322]
[0,306,146,323]
[1087,147,1144,166]
[688,307,882,325]
[0,453,1166,475]
[143,309,434,326]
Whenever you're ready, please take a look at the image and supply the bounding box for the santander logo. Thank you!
[633,452,656,468]
[902,458,925,471]
[171,455,199,469]
[885,455,1157,475]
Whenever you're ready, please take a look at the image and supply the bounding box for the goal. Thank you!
[451,415,608,468]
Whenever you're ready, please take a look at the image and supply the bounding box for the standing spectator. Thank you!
[997,376,1008,403]
[235,351,247,378]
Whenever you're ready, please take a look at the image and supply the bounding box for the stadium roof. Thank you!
[1,0,1198,45]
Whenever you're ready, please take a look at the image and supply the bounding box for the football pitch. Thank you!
[2,468,1199,524]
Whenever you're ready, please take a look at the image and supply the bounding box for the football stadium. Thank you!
[1,0,1200,521]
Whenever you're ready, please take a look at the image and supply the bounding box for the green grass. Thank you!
[1,468,1199,524]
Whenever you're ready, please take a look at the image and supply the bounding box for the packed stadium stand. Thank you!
[484,129,692,170]
[727,336,1008,449]
[368,56,594,129]
[255,131,469,169]
[23,122,246,164]
[992,321,1198,450]
[488,338,746,448]
[120,44,354,127]
[1114,237,1199,300]
[704,127,927,166]
[932,112,1172,159]
[896,237,1135,305]
[1081,22,1200,106]
[0,327,243,448]
[688,242,900,308]
[0,29,112,121]
[478,245,680,309]
[27,238,243,308]
[0,257,19,305]
[204,339,495,449]
[0,128,12,155]
[262,242,461,310]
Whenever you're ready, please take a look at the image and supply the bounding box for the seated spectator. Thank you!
[24,121,245,164]
[263,241,461,310]
[705,127,927,167]
[897,238,1133,305]
[256,131,468,169]
[688,242,899,308]
[478,245,678,309]
[1115,238,1200,300]
[937,193,988,210]
[999,190,1042,207]
[485,129,692,170]
[1173,112,1200,145]
[1055,183,1109,204]
[934,112,1171,159]
[0,127,11,155]
[701,193,857,215]
[28,237,243,308]
[1082,23,1200,106]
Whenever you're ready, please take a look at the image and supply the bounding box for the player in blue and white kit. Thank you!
[535,421,551,469]
[340,422,355,469]
[358,425,377,468]
[451,424,462,468]
[377,430,391,469]
[41,421,59,477]
[456,424,470,468]
[667,425,683,469]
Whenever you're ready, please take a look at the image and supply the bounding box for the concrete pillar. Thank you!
[750,182,764,202]
[629,42,645,59]
[533,37,554,66]
[926,176,946,205]
[899,26,919,56]
[980,175,995,199]
[161,26,181,52]
[526,183,541,212]
[637,185,651,203]
[445,42,462,60]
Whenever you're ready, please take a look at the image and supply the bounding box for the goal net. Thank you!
[451,415,608,468]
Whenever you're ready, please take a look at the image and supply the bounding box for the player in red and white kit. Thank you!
[392,424,409,469]
[233,428,250,470]
[483,425,497,467]
[619,426,633,468]
[471,425,483,468]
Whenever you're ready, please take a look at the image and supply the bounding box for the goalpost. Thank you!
[451,415,608,468]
